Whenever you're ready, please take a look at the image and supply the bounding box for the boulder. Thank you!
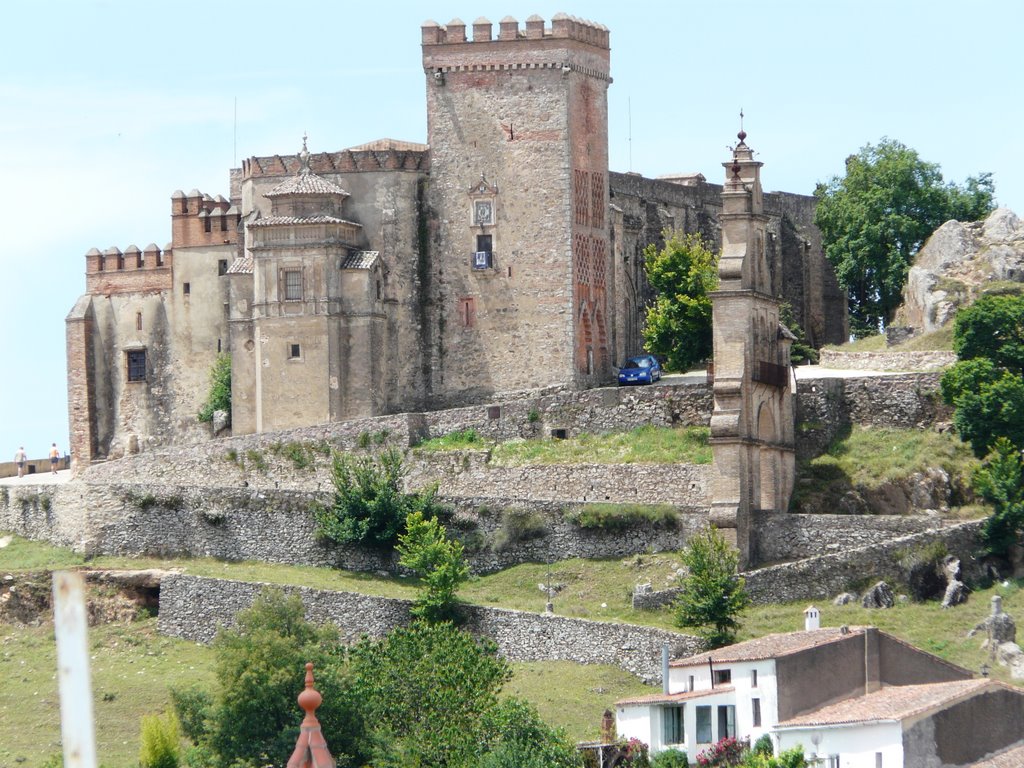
[833,592,857,606]
[861,581,895,609]
[969,595,1017,646]
[897,208,1024,336]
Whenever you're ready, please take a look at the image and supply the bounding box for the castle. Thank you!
[65,13,846,472]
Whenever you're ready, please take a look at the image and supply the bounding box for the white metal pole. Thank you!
[52,571,98,768]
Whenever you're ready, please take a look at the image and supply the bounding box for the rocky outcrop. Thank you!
[897,208,1024,335]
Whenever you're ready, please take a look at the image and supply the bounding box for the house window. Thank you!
[687,675,695,692]
[218,259,228,276]
[661,705,684,746]
[126,350,147,382]
[477,234,493,254]
[751,669,758,688]
[183,282,191,296]
[203,214,212,233]
[284,269,303,300]
[136,312,143,331]
[875,753,882,768]
[288,343,301,360]
[695,706,712,744]
[717,705,736,740]
[828,757,840,768]
[752,698,761,728]
[713,669,732,686]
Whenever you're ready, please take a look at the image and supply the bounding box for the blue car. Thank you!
[617,355,662,385]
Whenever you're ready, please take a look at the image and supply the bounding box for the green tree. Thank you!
[642,231,719,372]
[972,438,1024,556]
[139,711,181,768]
[674,528,750,648]
[476,698,583,768]
[184,588,362,768]
[314,447,443,548]
[197,353,232,423]
[397,509,470,622]
[941,295,1024,456]
[814,138,994,336]
[347,621,512,767]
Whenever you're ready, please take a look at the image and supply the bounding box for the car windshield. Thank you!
[624,357,650,368]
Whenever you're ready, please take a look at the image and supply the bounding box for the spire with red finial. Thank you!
[286,662,335,768]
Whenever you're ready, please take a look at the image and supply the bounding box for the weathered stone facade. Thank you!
[65,13,844,473]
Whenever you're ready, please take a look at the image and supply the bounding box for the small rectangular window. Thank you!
[218,259,228,276]
[460,297,476,328]
[828,757,840,768]
[136,312,143,331]
[288,343,301,360]
[695,706,712,744]
[752,669,758,688]
[713,669,732,686]
[875,753,883,768]
[126,350,147,382]
[183,282,191,296]
[284,269,302,300]
[752,698,761,728]
[688,675,694,692]
[661,705,684,746]
[203,214,212,233]
[476,234,493,254]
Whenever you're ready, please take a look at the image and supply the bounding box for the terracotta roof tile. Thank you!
[671,628,866,667]
[226,256,253,275]
[266,171,349,198]
[341,251,379,269]
[969,742,1024,767]
[249,215,359,228]
[617,685,734,707]
[776,679,992,728]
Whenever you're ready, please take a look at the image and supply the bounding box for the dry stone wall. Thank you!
[818,349,957,372]
[795,373,952,459]
[158,574,702,682]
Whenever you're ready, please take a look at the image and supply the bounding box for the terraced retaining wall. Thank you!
[157,574,702,682]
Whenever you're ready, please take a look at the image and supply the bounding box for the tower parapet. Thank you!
[85,243,172,294]
[421,14,609,50]
[171,189,240,249]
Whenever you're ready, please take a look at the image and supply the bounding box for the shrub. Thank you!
[652,748,689,768]
[169,686,212,743]
[139,711,182,768]
[674,528,750,648]
[696,737,744,767]
[197,353,231,424]
[397,510,469,622]
[244,449,267,472]
[477,698,583,768]
[313,447,443,548]
[752,734,773,757]
[491,508,548,552]
[973,437,1024,555]
[572,503,678,531]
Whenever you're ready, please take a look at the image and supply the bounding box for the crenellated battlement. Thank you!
[421,13,609,49]
[171,189,241,249]
[84,243,173,294]
[241,142,429,181]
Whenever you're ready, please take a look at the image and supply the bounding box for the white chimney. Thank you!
[804,605,820,631]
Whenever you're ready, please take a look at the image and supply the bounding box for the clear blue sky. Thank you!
[0,0,1020,459]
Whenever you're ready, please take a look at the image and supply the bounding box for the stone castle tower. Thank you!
[709,129,796,567]
[422,14,613,400]
[65,13,843,472]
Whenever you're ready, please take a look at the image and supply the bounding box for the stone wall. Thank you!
[743,520,984,603]
[795,373,953,459]
[0,482,706,575]
[157,573,702,681]
[818,349,957,372]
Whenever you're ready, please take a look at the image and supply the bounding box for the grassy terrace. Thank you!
[413,424,713,465]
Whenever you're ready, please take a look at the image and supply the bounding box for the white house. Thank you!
[615,609,1024,765]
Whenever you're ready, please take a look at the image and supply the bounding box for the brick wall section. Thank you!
[157,573,702,682]
[65,295,97,470]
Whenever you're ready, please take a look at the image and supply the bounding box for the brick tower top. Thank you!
[421,14,610,77]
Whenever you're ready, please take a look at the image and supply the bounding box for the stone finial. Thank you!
[299,134,311,174]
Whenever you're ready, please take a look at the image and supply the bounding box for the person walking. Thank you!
[14,446,27,478]
[49,443,60,475]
